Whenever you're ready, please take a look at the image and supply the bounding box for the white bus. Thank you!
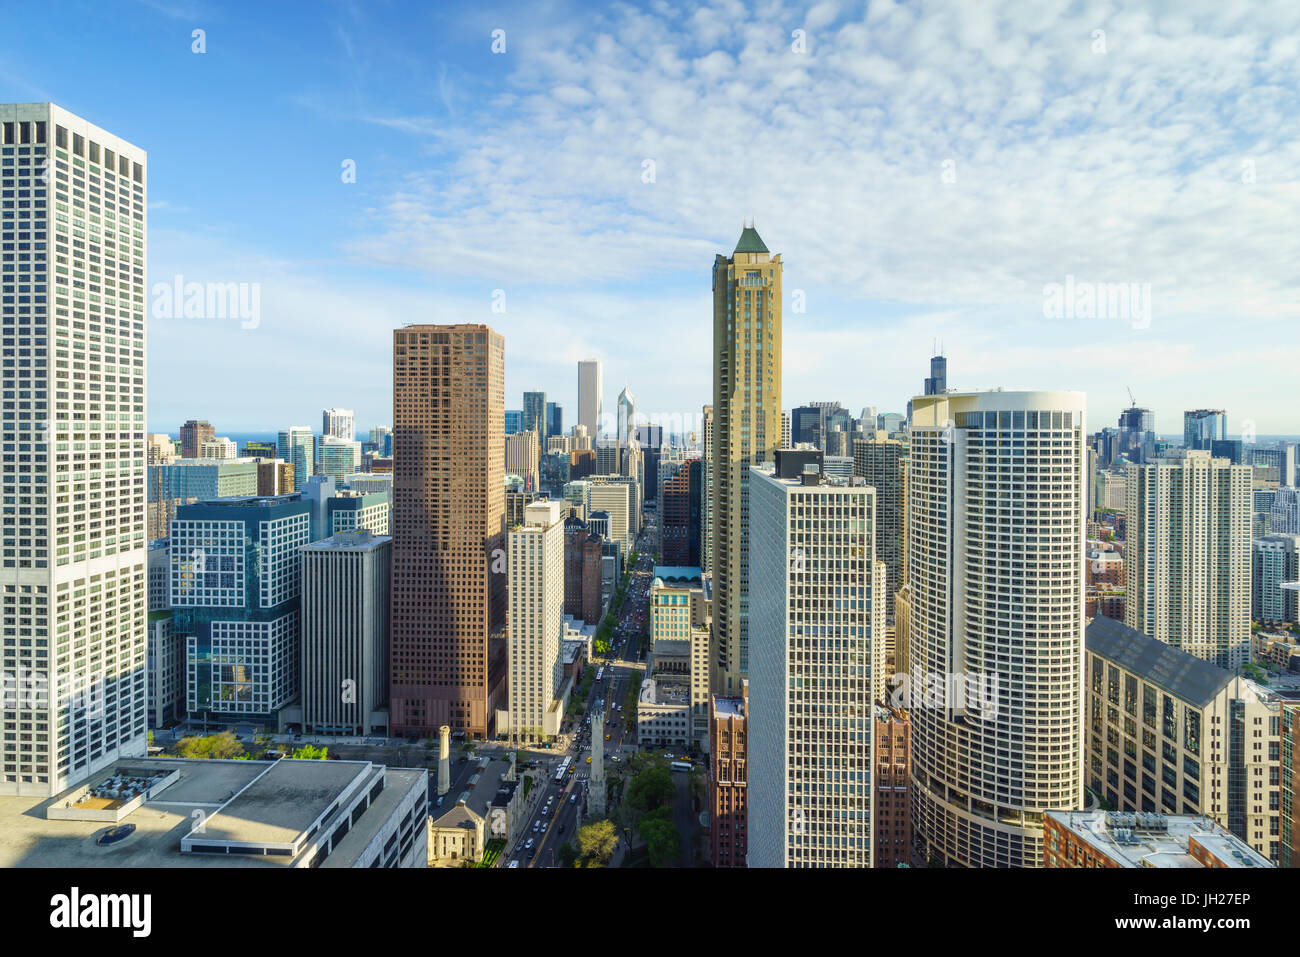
[596,667,604,681]
[555,756,572,783]
[670,761,692,773]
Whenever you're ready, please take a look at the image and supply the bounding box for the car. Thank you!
[525,838,534,850]
[569,793,577,804]
[508,859,521,868]
[533,821,540,832]
[540,823,548,833]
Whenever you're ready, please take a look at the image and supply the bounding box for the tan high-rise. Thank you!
[391,324,506,738]
[711,223,782,694]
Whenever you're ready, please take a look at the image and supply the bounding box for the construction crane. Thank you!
[1126,386,1136,408]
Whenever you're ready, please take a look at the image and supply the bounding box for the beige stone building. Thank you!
[711,223,782,695]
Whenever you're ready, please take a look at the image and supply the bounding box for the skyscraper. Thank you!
[1117,405,1156,464]
[0,104,148,797]
[853,431,907,615]
[180,419,215,460]
[617,386,635,451]
[546,401,562,440]
[522,390,547,443]
[909,390,1087,868]
[277,426,314,492]
[300,529,392,736]
[1183,409,1227,450]
[507,500,565,744]
[711,222,782,694]
[748,457,882,867]
[322,407,355,441]
[391,324,506,738]
[172,495,312,723]
[505,430,540,492]
[923,352,947,395]
[700,405,714,576]
[578,358,602,438]
[1124,449,1252,669]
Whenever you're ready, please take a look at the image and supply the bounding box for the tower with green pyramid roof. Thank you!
[710,220,783,695]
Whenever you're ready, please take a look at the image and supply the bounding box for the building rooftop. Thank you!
[1086,616,1235,708]
[652,565,703,585]
[0,757,423,868]
[1047,810,1273,868]
[733,225,768,254]
[712,695,745,719]
[303,529,392,551]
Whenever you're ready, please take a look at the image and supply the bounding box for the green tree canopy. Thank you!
[625,767,674,813]
[638,815,681,868]
[176,732,245,760]
[292,744,329,760]
[576,819,619,867]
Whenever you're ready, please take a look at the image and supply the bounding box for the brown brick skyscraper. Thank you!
[391,324,506,738]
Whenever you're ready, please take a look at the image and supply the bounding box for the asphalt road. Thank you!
[513,520,657,868]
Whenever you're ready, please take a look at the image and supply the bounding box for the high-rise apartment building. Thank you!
[300,529,392,736]
[712,223,782,695]
[853,430,907,616]
[587,481,630,558]
[0,104,148,797]
[578,358,602,438]
[1124,449,1252,670]
[277,426,314,493]
[908,390,1087,868]
[317,435,362,484]
[1252,534,1300,625]
[391,324,506,738]
[507,500,565,743]
[322,408,355,441]
[199,436,237,459]
[700,405,714,576]
[747,458,880,867]
[180,419,214,460]
[710,682,748,868]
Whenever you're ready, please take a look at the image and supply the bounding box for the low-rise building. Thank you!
[636,676,691,748]
[0,758,428,868]
[1044,810,1273,868]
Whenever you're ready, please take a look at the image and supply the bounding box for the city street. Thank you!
[512,518,657,867]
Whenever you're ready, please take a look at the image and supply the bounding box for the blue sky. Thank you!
[4,0,1299,435]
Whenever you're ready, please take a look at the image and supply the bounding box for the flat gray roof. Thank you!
[196,759,370,846]
[0,757,415,868]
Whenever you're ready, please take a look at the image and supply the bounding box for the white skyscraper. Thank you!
[1125,449,1252,669]
[507,500,566,743]
[908,391,1087,868]
[747,458,882,867]
[617,386,635,451]
[322,407,355,440]
[578,358,602,439]
[0,104,148,797]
